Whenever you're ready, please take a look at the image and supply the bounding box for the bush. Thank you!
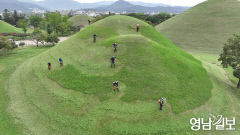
[19,42,25,46]
[0,36,13,49]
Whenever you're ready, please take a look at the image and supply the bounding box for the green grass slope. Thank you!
[6,15,213,134]
[0,20,22,33]
[156,0,240,54]
[69,15,93,27]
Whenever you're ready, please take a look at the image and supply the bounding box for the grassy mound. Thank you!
[7,15,213,134]
[0,20,22,33]
[45,15,211,113]
[156,0,240,54]
[69,15,92,27]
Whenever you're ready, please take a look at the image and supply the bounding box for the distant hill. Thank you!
[94,0,189,14]
[0,0,45,12]
[0,20,22,33]
[156,0,240,53]
[129,1,170,7]
[33,0,114,10]
[19,0,188,13]
[69,15,93,27]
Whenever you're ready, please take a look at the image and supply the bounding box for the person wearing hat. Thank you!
[113,43,117,53]
[93,34,97,43]
[59,57,63,67]
[136,24,140,32]
[158,97,166,111]
[48,62,51,70]
[112,81,119,92]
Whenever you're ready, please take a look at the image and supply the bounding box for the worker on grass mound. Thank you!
[136,24,140,32]
[158,97,166,111]
[93,34,97,43]
[110,56,116,68]
[113,43,117,53]
[113,81,119,92]
[59,57,63,67]
[48,62,51,70]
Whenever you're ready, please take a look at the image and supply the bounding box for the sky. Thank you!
[32,0,207,7]
[73,0,207,6]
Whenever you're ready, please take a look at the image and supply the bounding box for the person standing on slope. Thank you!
[88,20,91,25]
[48,62,51,70]
[113,43,117,53]
[93,34,97,43]
[112,80,119,92]
[136,24,140,32]
[110,56,116,68]
[158,97,166,111]
[59,57,63,67]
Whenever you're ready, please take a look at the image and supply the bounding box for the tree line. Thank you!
[0,10,79,48]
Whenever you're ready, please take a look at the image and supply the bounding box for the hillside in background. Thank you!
[18,0,188,13]
[0,20,22,33]
[0,0,45,12]
[69,15,93,27]
[94,0,189,14]
[6,15,212,134]
[156,0,240,54]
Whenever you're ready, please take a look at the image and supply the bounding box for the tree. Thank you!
[3,9,14,25]
[17,19,28,33]
[29,15,42,28]
[45,12,71,35]
[219,34,240,88]
[0,36,12,50]
[12,10,19,25]
[45,33,59,45]
[47,23,53,35]
[0,15,2,20]
[45,12,62,32]
[31,29,46,47]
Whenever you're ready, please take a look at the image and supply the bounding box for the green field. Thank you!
[69,15,93,27]
[1,0,240,134]
[0,20,22,33]
[0,15,215,134]
[156,0,240,54]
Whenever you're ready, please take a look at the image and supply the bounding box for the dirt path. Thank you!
[15,37,69,47]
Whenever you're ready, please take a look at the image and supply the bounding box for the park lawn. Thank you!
[0,15,240,134]
[3,15,216,135]
[0,47,50,135]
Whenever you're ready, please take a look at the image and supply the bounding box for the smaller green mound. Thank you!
[0,20,22,33]
[69,15,92,27]
[44,15,212,114]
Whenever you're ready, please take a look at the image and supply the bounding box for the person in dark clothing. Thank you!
[59,57,63,67]
[136,24,140,32]
[113,43,117,53]
[48,62,51,70]
[88,20,91,25]
[112,81,119,92]
[110,56,116,68]
[93,34,97,43]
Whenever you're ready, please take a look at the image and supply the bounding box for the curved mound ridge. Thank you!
[69,15,93,27]
[0,20,22,33]
[156,0,240,53]
[7,15,212,134]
